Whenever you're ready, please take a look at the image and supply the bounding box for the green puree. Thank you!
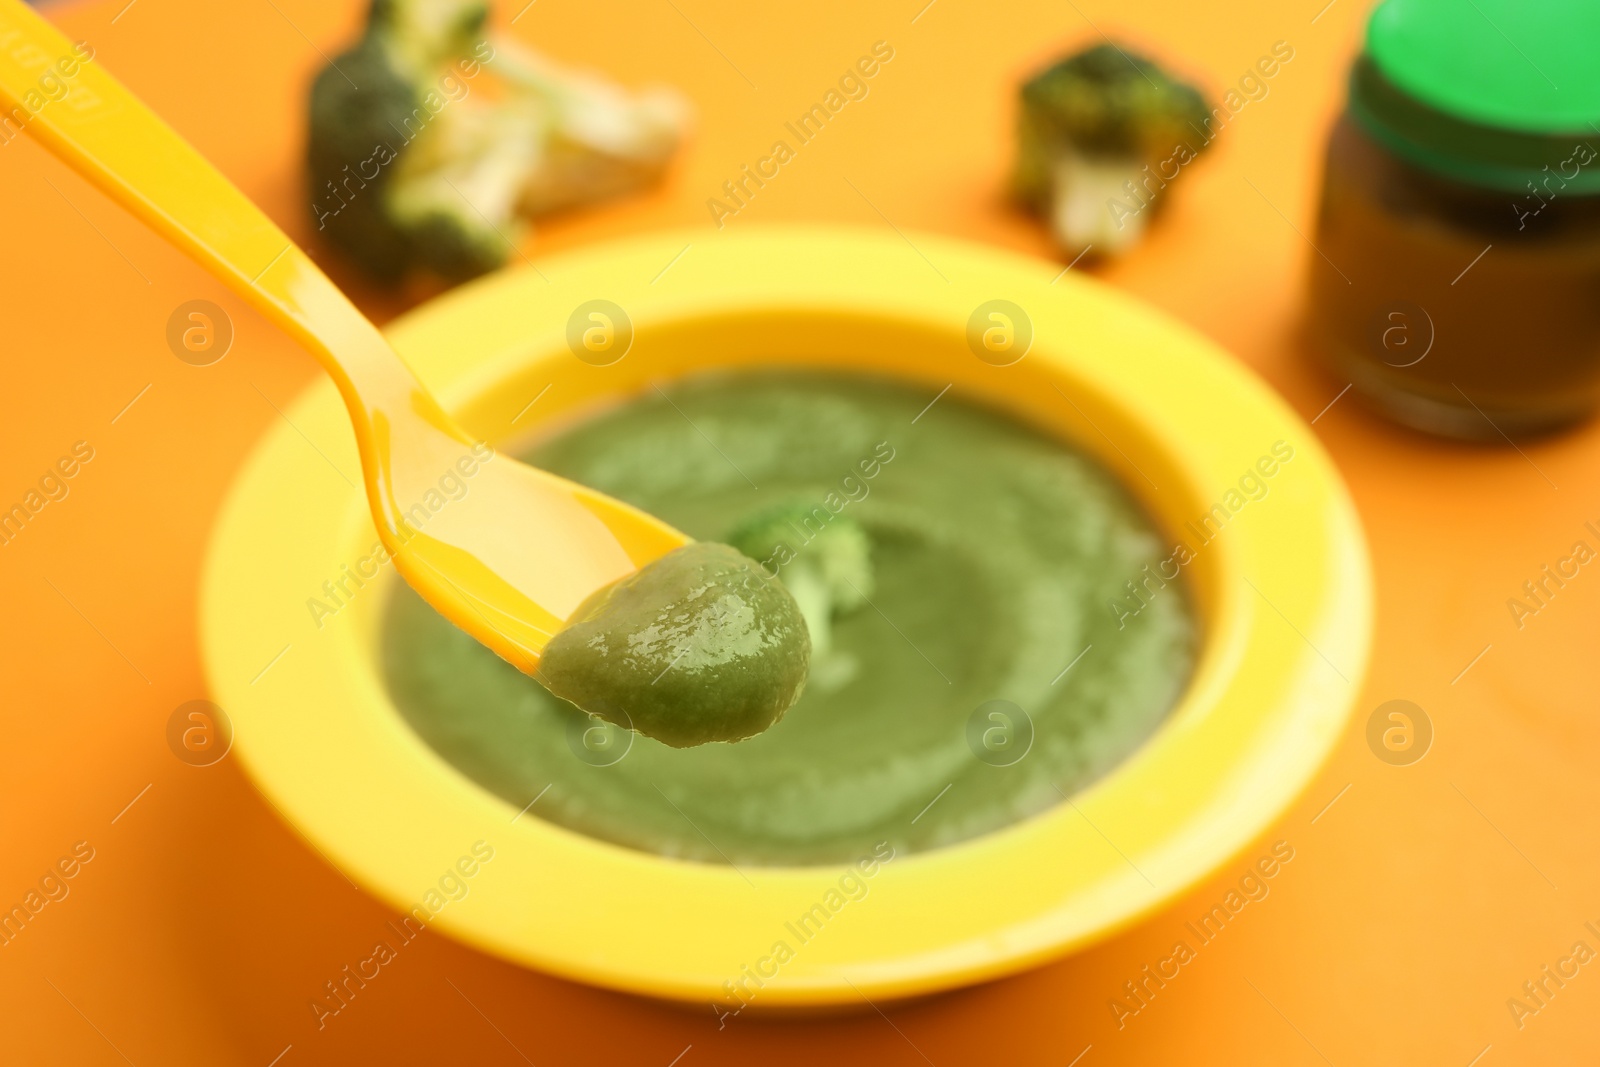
[383,373,1194,866]
[537,542,811,747]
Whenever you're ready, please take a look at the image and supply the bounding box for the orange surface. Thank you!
[1,0,1595,1063]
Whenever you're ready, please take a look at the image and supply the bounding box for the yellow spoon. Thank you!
[0,1,688,675]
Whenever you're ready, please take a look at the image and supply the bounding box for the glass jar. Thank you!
[1307,0,1600,438]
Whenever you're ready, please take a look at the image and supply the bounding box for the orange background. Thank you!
[3,0,1597,1063]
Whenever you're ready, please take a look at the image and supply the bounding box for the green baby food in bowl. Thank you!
[384,372,1194,865]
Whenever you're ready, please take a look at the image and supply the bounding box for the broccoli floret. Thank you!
[726,504,873,658]
[1012,43,1212,258]
[308,0,687,285]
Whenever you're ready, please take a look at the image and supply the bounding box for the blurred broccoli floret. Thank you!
[1013,43,1212,259]
[726,505,873,658]
[308,0,688,285]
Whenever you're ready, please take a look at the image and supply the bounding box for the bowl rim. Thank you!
[201,224,1371,1008]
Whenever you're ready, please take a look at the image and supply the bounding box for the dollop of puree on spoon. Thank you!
[536,543,812,748]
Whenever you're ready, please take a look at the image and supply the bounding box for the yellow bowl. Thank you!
[201,226,1370,1008]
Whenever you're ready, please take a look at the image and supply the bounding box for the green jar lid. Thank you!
[1353,0,1600,192]
[1369,0,1600,133]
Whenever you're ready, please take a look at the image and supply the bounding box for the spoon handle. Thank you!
[0,0,467,444]
[0,0,486,555]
